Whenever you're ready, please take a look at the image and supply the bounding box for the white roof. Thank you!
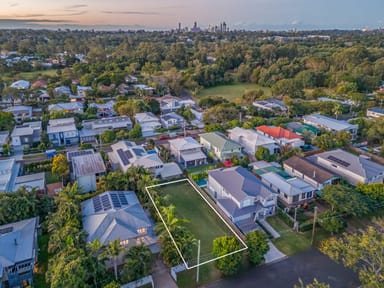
[13,172,45,192]
[0,217,38,268]
[0,131,8,145]
[180,150,207,162]
[72,153,106,177]
[82,116,132,131]
[48,102,83,112]
[262,172,315,196]
[0,159,17,192]
[47,118,77,134]
[160,162,183,178]
[303,114,357,131]
[89,100,115,109]
[10,80,30,89]
[11,126,33,137]
[229,127,277,146]
[5,105,32,114]
[169,137,202,151]
[134,112,160,124]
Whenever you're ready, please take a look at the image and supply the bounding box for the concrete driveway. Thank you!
[204,247,360,288]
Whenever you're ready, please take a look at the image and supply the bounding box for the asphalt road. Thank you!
[204,248,360,288]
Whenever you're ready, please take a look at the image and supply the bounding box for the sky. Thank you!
[0,0,383,30]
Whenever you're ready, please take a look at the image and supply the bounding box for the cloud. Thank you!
[8,2,18,7]
[101,10,159,16]
[0,18,72,24]
[2,11,87,18]
[65,4,88,9]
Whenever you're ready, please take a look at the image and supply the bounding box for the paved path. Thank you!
[258,219,280,238]
[152,259,178,288]
[264,241,286,264]
[203,247,360,288]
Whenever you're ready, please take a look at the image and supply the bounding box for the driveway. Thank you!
[203,248,360,288]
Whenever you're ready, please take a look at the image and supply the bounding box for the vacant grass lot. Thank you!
[149,180,243,266]
[3,69,58,81]
[197,83,272,103]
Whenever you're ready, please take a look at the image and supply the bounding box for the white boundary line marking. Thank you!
[145,178,248,270]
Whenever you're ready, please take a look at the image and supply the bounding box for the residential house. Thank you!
[77,86,92,99]
[283,156,339,191]
[125,75,138,83]
[309,149,384,186]
[190,109,204,129]
[72,153,106,193]
[260,172,316,207]
[11,121,42,150]
[133,84,155,96]
[303,114,358,140]
[160,112,186,129]
[89,101,116,118]
[228,127,279,156]
[109,141,163,175]
[13,173,46,194]
[81,191,157,250]
[31,80,47,89]
[0,131,9,154]
[80,116,132,143]
[207,166,277,233]
[53,86,71,97]
[47,118,79,146]
[134,112,161,137]
[250,160,292,179]
[48,102,84,114]
[199,132,243,161]
[255,125,305,148]
[168,137,207,168]
[252,99,287,113]
[10,80,30,90]
[0,159,20,193]
[0,217,38,288]
[366,107,384,118]
[5,106,32,123]
[158,95,196,113]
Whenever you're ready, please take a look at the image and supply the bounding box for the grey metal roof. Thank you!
[72,153,106,177]
[200,132,242,152]
[0,217,38,268]
[82,191,156,245]
[208,166,274,202]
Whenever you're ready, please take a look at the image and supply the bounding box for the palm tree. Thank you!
[332,103,343,119]
[87,239,107,287]
[122,245,153,282]
[105,239,125,281]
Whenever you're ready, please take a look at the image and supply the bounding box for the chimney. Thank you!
[313,170,316,178]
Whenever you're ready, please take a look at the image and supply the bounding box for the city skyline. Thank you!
[0,0,383,30]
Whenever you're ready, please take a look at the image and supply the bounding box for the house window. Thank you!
[137,227,147,234]
[277,188,280,193]
[307,191,313,198]
[301,192,306,200]
[120,239,129,246]
[292,195,299,203]
[284,193,288,199]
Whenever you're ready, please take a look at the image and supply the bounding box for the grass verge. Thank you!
[34,234,49,288]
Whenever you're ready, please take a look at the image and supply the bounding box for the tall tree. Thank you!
[51,154,69,184]
[105,239,125,281]
[121,245,153,282]
[245,231,269,265]
[212,236,243,276]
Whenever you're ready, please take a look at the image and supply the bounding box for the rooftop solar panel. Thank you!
[132,148,146,157]
[118,192,128,205]
[327,155,350,167]
[101,194,112,211]
[117,149,131,166]
[0,226,13,235]
[110,193,121,208]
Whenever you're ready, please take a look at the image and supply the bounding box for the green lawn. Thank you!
[34,234,49,288]
[197,83,272,103]
[186,164,215,174]
[45,171,61,184]
[150,180,244,265]
[266,216,311,256]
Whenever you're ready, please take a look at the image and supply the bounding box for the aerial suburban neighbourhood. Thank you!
[0,8,383,288]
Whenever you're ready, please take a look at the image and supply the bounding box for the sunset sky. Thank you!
[1,0,383,30]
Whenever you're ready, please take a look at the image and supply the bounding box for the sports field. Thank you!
[146,179,246,268]
[197,83,272,103]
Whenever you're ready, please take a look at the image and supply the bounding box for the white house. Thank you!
[303,114,358,140]
[89,101,116,118]
[310,149,384,186]
[47,118,79,146]
[158,95,196,113]
[199,132,243,161]
[48,102,84,114]
[0,217,38,288]
[134,112,161,137]
[80,116,133,143]
[160,112,186,129]
[366,107,384,118]
[168,137,207,168]
[207,166,277,233]
[261,172,316,207]
[10,80,30,90]
[11,121,42,149]
[228,127,279,156]
[5,105,32,123]
[72,152,106,193]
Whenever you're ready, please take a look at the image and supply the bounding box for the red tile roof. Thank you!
[256,125,303,140]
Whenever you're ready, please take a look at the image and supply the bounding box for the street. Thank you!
[203,248,360,288]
